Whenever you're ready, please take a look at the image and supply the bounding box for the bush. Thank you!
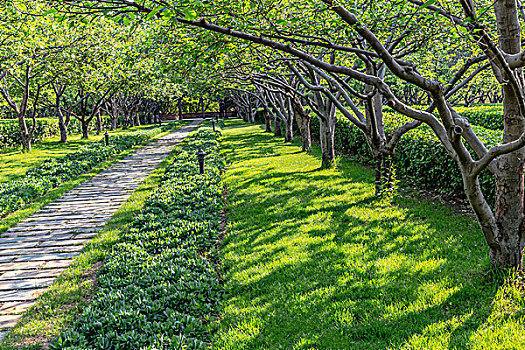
[50,124,225,349]
[384,105,504,130]
[454,106,503,130]
[0,127,165,218]
[0,118,59,149]
[310,111,502,203]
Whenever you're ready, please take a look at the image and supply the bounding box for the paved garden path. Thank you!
[0,120,202,340]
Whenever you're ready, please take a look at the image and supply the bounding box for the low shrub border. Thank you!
[0,124,179,218]
[50,124,225,349]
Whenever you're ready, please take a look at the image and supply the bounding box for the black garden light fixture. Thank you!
[211,119,216,132]
[104,131,109,146]
[196,148,207,174]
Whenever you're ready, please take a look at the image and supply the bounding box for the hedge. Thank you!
[310,112,502,203]
[399,105,504,130]
[50,124,224,349]
[454,106,503,130]
[0,125,172,218]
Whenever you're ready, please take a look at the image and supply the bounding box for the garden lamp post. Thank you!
[212,120,216,132]
[104,131,109,146]
[196,148,207,174]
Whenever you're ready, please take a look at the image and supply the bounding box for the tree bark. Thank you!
[96,111,102,135]
[319,117,336,168]
[488,0,525,269]
[58,111,68,143]
[274,118,282,136]
[291,97,311,151]
[81,120,89,139]
[284,117,293,142]
[264,109,272,132]
[111,116,118,131]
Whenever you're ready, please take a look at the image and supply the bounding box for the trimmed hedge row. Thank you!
[0,117,113,150]
[311,112,502,203]
[454,106,503,130]
[0,126,168,218]
[50,125,225,349]
[385,105,504,131]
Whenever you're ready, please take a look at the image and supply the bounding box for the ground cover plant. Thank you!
[0,123,180,219]
[214,121,525,350]
[49,124,225,349]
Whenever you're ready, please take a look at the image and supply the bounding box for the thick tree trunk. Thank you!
[292,99,311,151]
[134,113,141,127]
[319,117,336,168]
[489,0,525,269]
[81,120,89,139]
[274,118,282,137]
[111,116,118,131]
[264,110,272,132]
[284,118,293,142]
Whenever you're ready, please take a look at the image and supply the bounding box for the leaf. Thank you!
[146,5,164,20]
[183,9,198,21]
[417,0,437,10]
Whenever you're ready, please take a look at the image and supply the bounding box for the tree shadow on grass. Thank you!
[217,123,505,350]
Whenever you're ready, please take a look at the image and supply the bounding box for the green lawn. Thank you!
[215,120,525,350]
[0,125,159,184]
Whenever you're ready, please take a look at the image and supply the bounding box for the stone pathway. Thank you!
[0,120,202,341]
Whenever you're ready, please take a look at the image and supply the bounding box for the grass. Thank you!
[214,120,525,350]
[0,124,162,184]
[0,122,188,237]
[0,125,193,349]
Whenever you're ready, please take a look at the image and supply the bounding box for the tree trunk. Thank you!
[274,118,282,136]
[96,111,102,135]
[134,113,141,127]
[489,0,525,269]
[284,117,293,142]
[264,110,272,132]
[58,111,68,143]
[81,120,89,139]
[292,99,311,151]
[319,117,336,168]
[18,114,31,152]
[111,116,118,131]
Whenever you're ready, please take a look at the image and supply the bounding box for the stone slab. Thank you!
[0,314,21,329]
[15,252,80,262]
[0,301,34,315]
[0,269,65,280]
[0,278,55,291]
[0,289,46,302]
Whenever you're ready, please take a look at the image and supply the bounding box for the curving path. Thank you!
[0,120,202,340]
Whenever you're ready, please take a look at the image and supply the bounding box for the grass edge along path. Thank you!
[0,122,194,349]
[46,124,224,348]
[214,120,525,350]
[0,122,188,238]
